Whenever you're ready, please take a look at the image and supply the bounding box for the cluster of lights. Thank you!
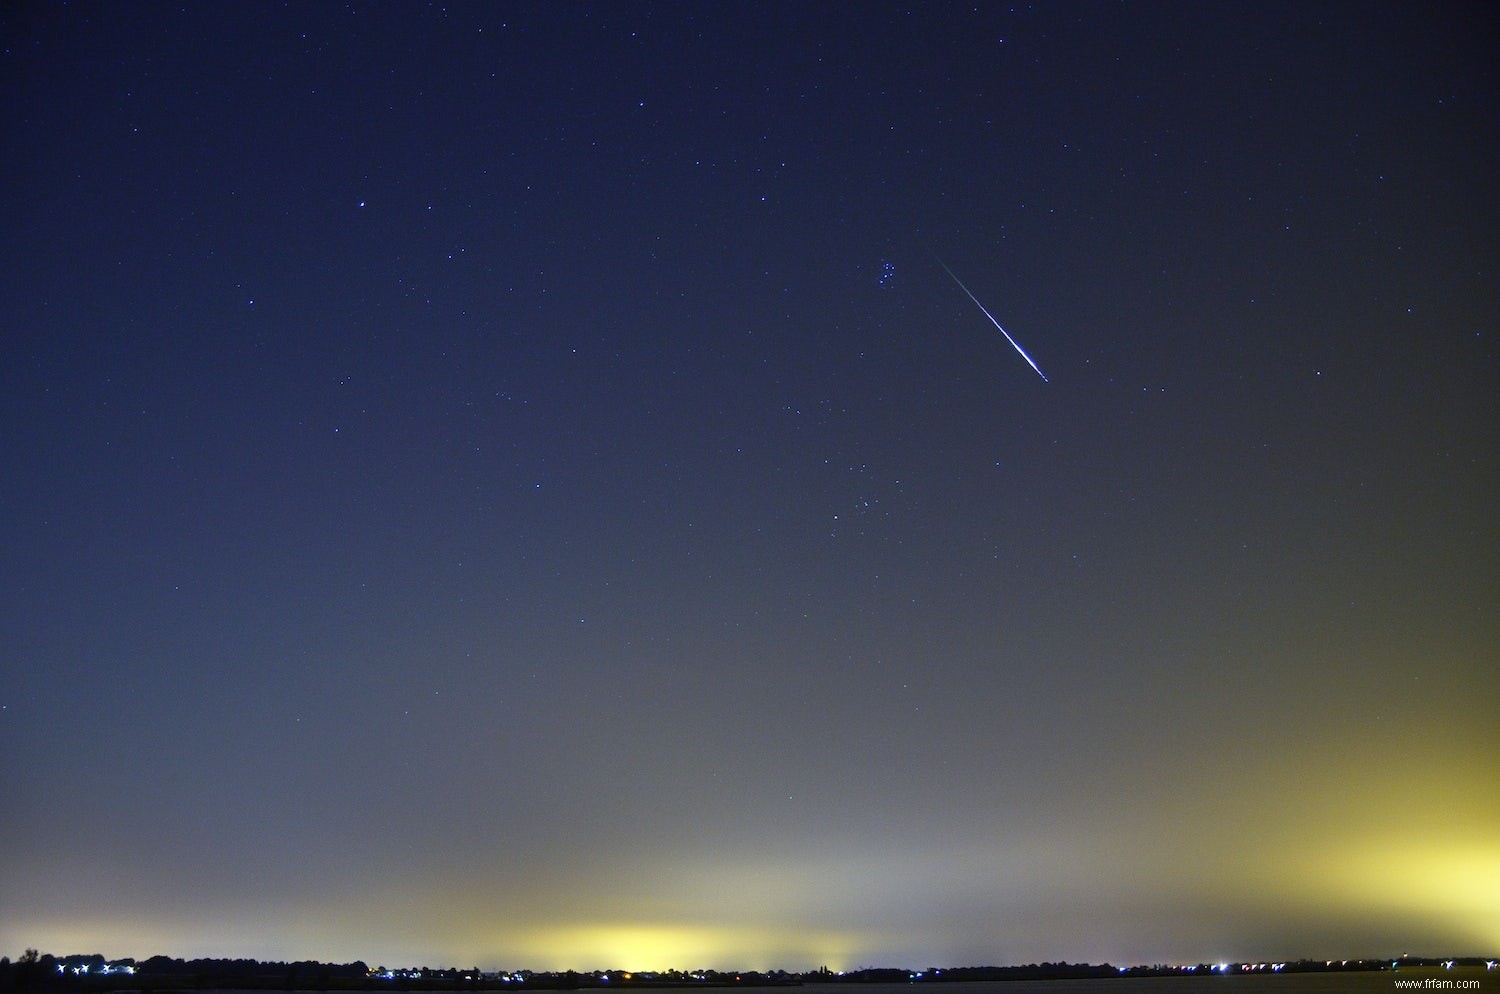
[1119,965,1203,974]
[372,970,729,985]
[1118,965,1221,974]
[56,963,136,976]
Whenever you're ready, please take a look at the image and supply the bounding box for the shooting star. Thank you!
[934,256,1049,382]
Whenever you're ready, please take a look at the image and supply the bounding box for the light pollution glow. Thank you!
[5,704,1496,967]
[11,773,1495,970]
[4,676,1495,968]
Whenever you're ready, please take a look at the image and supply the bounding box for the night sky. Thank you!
[3,0,1497,972]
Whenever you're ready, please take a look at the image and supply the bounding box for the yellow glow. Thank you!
[505,922,867,972]
[1318,843,1500,948]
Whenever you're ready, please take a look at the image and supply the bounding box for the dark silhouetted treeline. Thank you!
[7,949,1492,993]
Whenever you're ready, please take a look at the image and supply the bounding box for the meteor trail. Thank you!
[934,256,1049,382]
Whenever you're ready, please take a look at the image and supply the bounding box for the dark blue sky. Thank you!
[3,0,1497,970]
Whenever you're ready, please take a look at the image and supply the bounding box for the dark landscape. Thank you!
[9,952,1497,992]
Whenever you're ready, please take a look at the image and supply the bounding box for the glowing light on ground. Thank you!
[504,923,865,972]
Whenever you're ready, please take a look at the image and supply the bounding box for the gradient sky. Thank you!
[2,0,1497,973]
